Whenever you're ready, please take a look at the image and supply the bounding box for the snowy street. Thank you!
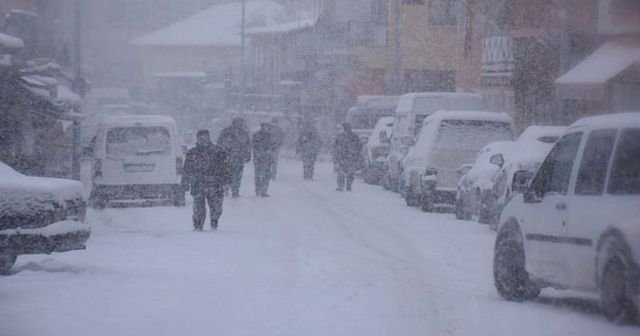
[1,159,637,336]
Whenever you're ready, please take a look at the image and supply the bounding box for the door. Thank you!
[568,128,618,290]
[525,132,583,285]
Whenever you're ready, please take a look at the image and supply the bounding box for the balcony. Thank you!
[482,35,515,77]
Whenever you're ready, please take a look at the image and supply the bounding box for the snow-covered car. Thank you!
[385,92,485,192]
[402,111,516,212]
[0,161,90,275]
[487,126,566,228]
[363,116,394,185]
[90,115,186,208]
[493,112,640,323]
[455,141,515,221]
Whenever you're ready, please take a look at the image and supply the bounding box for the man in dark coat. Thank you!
[252,123,277,197]
[183,129,231,231]
[217,118,252,198]
[268,118,285,181]
[296,120,322,180]
[333,122,363,191]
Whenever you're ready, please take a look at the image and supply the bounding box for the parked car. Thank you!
[455,141,516,220]
[385,92,485,193]
[401,110,516,212]
[345,95,400,144]
[487,126,566,228]
[90,115,185,208]
[363,116,394,185]
[493,112,640,323]
[0,160,91,275]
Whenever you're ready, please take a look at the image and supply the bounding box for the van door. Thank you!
[568,128,617,290]
[525,132,582,285]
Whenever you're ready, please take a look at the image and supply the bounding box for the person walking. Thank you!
[252,123,277,197]
[217,118,252,198]
[268,118,285,181]
[295,119,322,180]
[182,130,231,231]
[333,123,363,192]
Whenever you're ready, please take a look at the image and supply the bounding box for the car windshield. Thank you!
[106,127,171,157]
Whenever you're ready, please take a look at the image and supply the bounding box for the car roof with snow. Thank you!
[100,115,176,127]
[423,110,513,124]
[507,125,567,168]
[567,112,640,130]
[355,95,400,108]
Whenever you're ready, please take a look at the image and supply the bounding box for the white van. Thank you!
[90,115,185,208]
[345,95,400,143]
[494,112,640,323]
[402,110,515,212]
[385,92,485,192]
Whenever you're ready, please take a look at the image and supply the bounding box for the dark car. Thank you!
[0,161,90,275]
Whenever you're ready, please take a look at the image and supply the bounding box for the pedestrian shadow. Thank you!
[533,295,603,318]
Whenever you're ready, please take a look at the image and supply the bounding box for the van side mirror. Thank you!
[401,136,415,146]
[512,170,534,194]
[489,154,504,168]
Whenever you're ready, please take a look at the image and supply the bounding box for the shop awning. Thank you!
[556,38,640,100]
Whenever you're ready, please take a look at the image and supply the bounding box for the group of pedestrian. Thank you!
[182,117,362,231]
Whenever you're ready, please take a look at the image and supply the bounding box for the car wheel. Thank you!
[173,189,186,207]
[0,252,16,275]
[599,239,639,324]
[493,231,540,301]
[420,193,434,213]
[405,192,420,207]
[455,197,470,220]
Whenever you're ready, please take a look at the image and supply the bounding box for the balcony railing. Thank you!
[482,35,515,77]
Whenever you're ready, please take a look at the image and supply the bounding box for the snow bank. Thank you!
[0,220,89,237]
[0,32,23,49]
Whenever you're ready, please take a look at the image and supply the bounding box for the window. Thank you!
[531,132,582,197]
[429,0,458,26]
[575,129,617,195]
[608,128,640,195]
[107,127,171,157]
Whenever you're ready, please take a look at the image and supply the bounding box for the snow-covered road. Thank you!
[1,160,637,336]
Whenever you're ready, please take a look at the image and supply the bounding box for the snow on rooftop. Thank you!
[556,39,640,85]
[245,15,317,35]
[0,32,23,49]
[132,0,288,47]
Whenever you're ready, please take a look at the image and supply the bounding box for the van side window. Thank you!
[531,132,582,197]
[608,128,640,195]
[575,129,617,196]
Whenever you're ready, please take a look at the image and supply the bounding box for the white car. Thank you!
[455,141,515,220]
[90,115,185,208]
[401,110,516,212]
[363,116,394,185]
[0,161,90,275]
[494,112,640,323]
[487,126,566,227]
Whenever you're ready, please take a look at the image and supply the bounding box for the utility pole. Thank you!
[240,0,246,114]
[392,0,402,94]
[71,0,82,181]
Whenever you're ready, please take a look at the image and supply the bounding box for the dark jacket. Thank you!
[252,129,278,164]
[296,124,322,159]
[183,141,231,195]
[333,130,363,169]
[217,123,251,166]
[269,124,286,150]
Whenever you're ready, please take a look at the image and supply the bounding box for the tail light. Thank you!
[176,157,183,175]
[94,159,102,177]
[372,145,390,158]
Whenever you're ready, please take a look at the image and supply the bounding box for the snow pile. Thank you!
[0,32,23,49]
